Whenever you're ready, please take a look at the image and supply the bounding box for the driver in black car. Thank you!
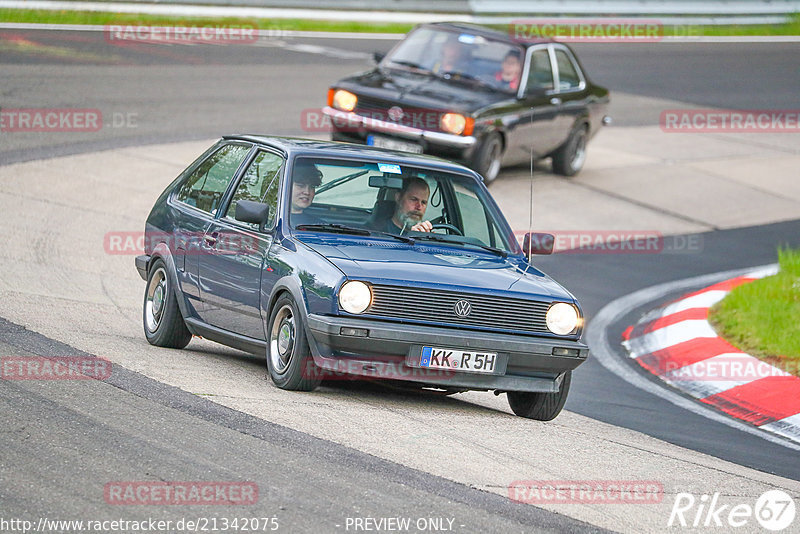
[378,177,434,234]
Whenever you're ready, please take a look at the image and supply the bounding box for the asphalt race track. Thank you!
[1,27,799,533]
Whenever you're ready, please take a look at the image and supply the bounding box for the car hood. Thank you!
[337,68,509,112]
[297,234,574,302]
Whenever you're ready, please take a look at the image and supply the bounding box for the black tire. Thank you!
[470,132,503,184]
[142,258,192,349]
[552,124,588,177]
[266,293,322,391]
[507,371,571,421]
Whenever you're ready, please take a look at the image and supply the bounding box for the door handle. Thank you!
[549,97,562,105]
[203,232,218,247]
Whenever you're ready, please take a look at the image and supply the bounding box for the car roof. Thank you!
[223,134,480,176]
[422,21,552,47]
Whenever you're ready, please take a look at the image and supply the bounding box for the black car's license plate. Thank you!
[367,135,423,154]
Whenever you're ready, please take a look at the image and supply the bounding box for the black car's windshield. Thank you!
[289,157,519,255]
[384,27,524,94]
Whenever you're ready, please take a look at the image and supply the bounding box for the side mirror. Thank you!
[235,200,270,231]
[522,232,554,257]
[372,52,385,64]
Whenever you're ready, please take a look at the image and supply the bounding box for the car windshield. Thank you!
[289,157,520,255]
[383,27,524,94]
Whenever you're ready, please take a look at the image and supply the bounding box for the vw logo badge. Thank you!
[387,106,404,122]
[454,299,472,318]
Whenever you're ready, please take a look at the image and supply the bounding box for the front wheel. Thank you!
[470,132,503,184]
[507,371,571,421]
[142,258,192,349]
[266,294,321,391]
[552,124,588,177]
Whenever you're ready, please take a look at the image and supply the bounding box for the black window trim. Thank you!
[219,146,287,234]
[171,141,255,218]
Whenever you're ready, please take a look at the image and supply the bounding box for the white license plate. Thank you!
[367,135,423,154]
[420,346,497,374]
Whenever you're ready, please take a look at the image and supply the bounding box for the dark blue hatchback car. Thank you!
[136,135,588,420]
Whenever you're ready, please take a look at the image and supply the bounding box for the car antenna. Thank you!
[525,106,535,271]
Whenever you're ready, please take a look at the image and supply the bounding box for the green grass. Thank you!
[0,9,798,36]
[709,248,800,375]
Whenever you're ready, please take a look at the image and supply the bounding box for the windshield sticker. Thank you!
[378,163,402,174]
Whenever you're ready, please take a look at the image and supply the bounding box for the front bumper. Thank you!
[306,314,588,393]
[322,106,477,151]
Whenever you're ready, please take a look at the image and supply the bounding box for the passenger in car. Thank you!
[290,160,324,226]
[495,49,522,91]
[376,177,433,234]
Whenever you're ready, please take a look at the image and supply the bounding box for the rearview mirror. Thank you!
[522,232,554,257]
[235,200,270,231]
[368,175,403,189]
[372,52,385,64]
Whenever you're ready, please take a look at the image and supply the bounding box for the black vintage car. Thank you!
[323,22,610,182]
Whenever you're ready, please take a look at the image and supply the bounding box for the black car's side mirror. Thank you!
[522,232,554,258]
[235,200,270,231]
[372,52,385,64]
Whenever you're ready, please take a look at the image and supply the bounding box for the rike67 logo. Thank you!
[669,490,796,531]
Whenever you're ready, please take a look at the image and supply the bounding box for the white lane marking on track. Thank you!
[624,319,719,357]
[761,414,800,442]
[586,263,800,450]
[660,290,727,315]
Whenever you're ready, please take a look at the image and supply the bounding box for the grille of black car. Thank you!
[355,96,444,132]
[367,285,551,334]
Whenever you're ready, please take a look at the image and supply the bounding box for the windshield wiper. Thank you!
[315,170,368,195]
[413,234,508,257]
[295,223,371,236]
[368,230,415,244]
[387,60,429,72]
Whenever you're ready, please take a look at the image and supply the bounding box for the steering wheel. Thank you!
[431,223,463,236]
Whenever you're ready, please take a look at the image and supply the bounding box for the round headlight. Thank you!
[546,302,579,336]
[339,281,372,314]
[440,113,467,135]
[332,89,357,112]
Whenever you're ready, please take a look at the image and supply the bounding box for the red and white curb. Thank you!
[621,265,800,444]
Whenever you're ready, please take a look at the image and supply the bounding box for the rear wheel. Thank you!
[266,294,321,391]
[507,371,571,421]
[552,124,588,177]
[470,132,503,184]
[142,258,192,349]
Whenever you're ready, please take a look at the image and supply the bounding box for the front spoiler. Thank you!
[306,314,587,393]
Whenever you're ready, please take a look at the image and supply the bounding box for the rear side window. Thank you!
[526,48,554,92]
[554,49,581,90]
[176,143,251,214]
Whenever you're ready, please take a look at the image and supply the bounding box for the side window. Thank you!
[454,183,492,246]
[526,49,554,92]
[176,144,251,215]
[224,150,284,230]
[554,49,581,90]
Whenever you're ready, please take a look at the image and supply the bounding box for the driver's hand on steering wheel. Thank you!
[410,220,432,232]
